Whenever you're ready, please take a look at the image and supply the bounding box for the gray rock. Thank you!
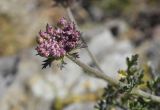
[88,30,133,78]
[105,19,129,38]
[89,30,115,56]
[145,40,160,75]
[89,6,104,21]
[64,102,95,110]
[0,55,20,98]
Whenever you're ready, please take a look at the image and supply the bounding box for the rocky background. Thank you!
[0,0,160,110]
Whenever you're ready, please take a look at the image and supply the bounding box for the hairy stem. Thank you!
[67,55,160,103]
[66,7,103,72]
[67,55,118,86]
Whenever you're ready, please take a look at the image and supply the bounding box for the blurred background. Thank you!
[0,0,160,110]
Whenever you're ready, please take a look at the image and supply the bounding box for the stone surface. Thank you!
[88,30,133,78]
[88,30,115,56]
[63,102,95,110]
[0,55,20,98]
[143,40,160,75]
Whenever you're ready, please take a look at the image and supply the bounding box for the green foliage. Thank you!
[119,54,144,92]
[95,54,160,110]
[147,76,160,96]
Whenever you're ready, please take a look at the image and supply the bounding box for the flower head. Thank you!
[35,17,84,68]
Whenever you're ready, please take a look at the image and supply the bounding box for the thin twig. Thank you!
[66,7,103,73]
[131,89,160,103]
[67,55,160,103]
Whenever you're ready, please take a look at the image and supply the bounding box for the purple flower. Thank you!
[36,17,82,60]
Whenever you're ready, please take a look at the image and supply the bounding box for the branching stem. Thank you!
[67,55,160,103]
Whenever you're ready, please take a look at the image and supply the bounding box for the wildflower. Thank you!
[35,17,84,68]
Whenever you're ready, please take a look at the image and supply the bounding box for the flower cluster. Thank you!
[36,17,81,59]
